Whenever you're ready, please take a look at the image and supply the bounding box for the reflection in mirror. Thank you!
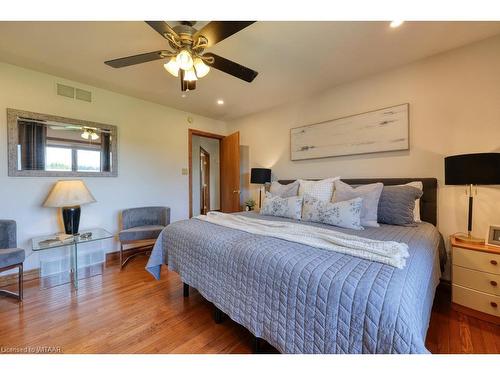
[8,109,117,177]
[17,119,111,172]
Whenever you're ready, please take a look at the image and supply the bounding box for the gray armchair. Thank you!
[0,220,25,301]
[118,206,170,269]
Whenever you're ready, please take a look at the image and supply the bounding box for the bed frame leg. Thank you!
[183,283,189,297]
[253,337,261,353]
[214,306,223,324]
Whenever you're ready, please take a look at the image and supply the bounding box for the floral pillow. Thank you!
[260,192,303,220]
[302,194,364,230]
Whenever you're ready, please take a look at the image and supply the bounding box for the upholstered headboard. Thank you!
[275,178,438,226]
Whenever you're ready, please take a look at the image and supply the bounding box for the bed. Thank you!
[146,178,446,353]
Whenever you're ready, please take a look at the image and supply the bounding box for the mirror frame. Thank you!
[7,108,118,177]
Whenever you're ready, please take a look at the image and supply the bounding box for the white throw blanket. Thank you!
[196,212,410,269]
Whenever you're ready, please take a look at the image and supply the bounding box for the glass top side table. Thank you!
[32,228,113,289]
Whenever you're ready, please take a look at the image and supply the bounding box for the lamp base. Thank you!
[455,234,485,245]
[62,206,81,235]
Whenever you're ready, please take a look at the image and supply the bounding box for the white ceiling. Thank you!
[0,21,499,120]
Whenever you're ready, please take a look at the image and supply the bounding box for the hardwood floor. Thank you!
[0,257,498,354]
[426,285,500,354]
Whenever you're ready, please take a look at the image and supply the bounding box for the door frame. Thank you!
[188,129,224,218]
[199,146,210,215]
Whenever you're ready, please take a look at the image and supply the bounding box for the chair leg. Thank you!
[120,243,153,269]
[119,243,124,269]
[0,263,23,301]
[19,263,23,301]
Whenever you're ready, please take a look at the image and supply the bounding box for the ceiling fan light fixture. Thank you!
[390,20,404,28]
[193,58,210,78]
[81,128,99,141]
[176,49,194,70]
[164,57,180,77]
[183,67,198,82]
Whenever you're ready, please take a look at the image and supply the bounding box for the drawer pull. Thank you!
[491,302,498,308]
[491,260,498,266]
[491,280,498,287]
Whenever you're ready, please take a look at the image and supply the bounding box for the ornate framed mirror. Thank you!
[7,108,118,177]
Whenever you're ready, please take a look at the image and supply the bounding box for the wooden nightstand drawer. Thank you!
[453,265,500,296]
[452,285,500,317]
[453,247,500,275]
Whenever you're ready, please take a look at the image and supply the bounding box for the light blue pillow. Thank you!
[332,180,383,227]
[269,180,299,198]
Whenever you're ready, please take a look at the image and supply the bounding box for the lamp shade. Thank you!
[43,180,96,208]
[445,153,500,185]
[250,168,271,184]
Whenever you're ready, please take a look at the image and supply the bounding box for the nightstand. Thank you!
[451,236,500,323]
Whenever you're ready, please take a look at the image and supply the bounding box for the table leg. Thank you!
[73,242,78,290]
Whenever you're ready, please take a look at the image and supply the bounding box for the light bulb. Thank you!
[193,58,210,78]
[163,57,180,77]
[90,132,99,141]
[183,67,198,81]
[176,50,193,70]
[81,130,89,140]
[390,20,404,28]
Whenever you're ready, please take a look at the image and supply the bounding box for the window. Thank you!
[77,149,101,172]
[45,147,72,171]
[45,147,101,172]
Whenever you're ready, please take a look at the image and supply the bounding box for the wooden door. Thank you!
[200,147,210,215]
[220,131,240,212]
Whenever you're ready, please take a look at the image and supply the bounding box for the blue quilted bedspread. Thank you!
[146,212,443,354]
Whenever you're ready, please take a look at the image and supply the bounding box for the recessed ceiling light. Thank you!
[181,94,187,98]
[390,20,404,28]
[217,99,224,105]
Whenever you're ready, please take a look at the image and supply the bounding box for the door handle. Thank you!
[233,190,241,194]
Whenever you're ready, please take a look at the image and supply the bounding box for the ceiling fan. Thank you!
[104,21,258,92]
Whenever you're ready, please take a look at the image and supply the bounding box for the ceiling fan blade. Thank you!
[194,21,255,47]
[204,53,258,83]
[104,51,168,68]
[145,21,179,39]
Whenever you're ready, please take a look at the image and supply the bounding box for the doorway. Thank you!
[188,129,241,217]
[199,146,210,215]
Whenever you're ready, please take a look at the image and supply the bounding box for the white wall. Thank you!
[191,135,220,216]
[228,34,500,274]
[0,62,226,271]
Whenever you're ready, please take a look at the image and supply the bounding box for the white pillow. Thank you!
[400,181,423,222]
[260,192,303,220]
[302,194,363,230]
[298,177,340,202]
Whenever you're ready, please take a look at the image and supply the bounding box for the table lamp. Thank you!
[250,168,271,208]
[445,153,500,244]
[43,180,96,235]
